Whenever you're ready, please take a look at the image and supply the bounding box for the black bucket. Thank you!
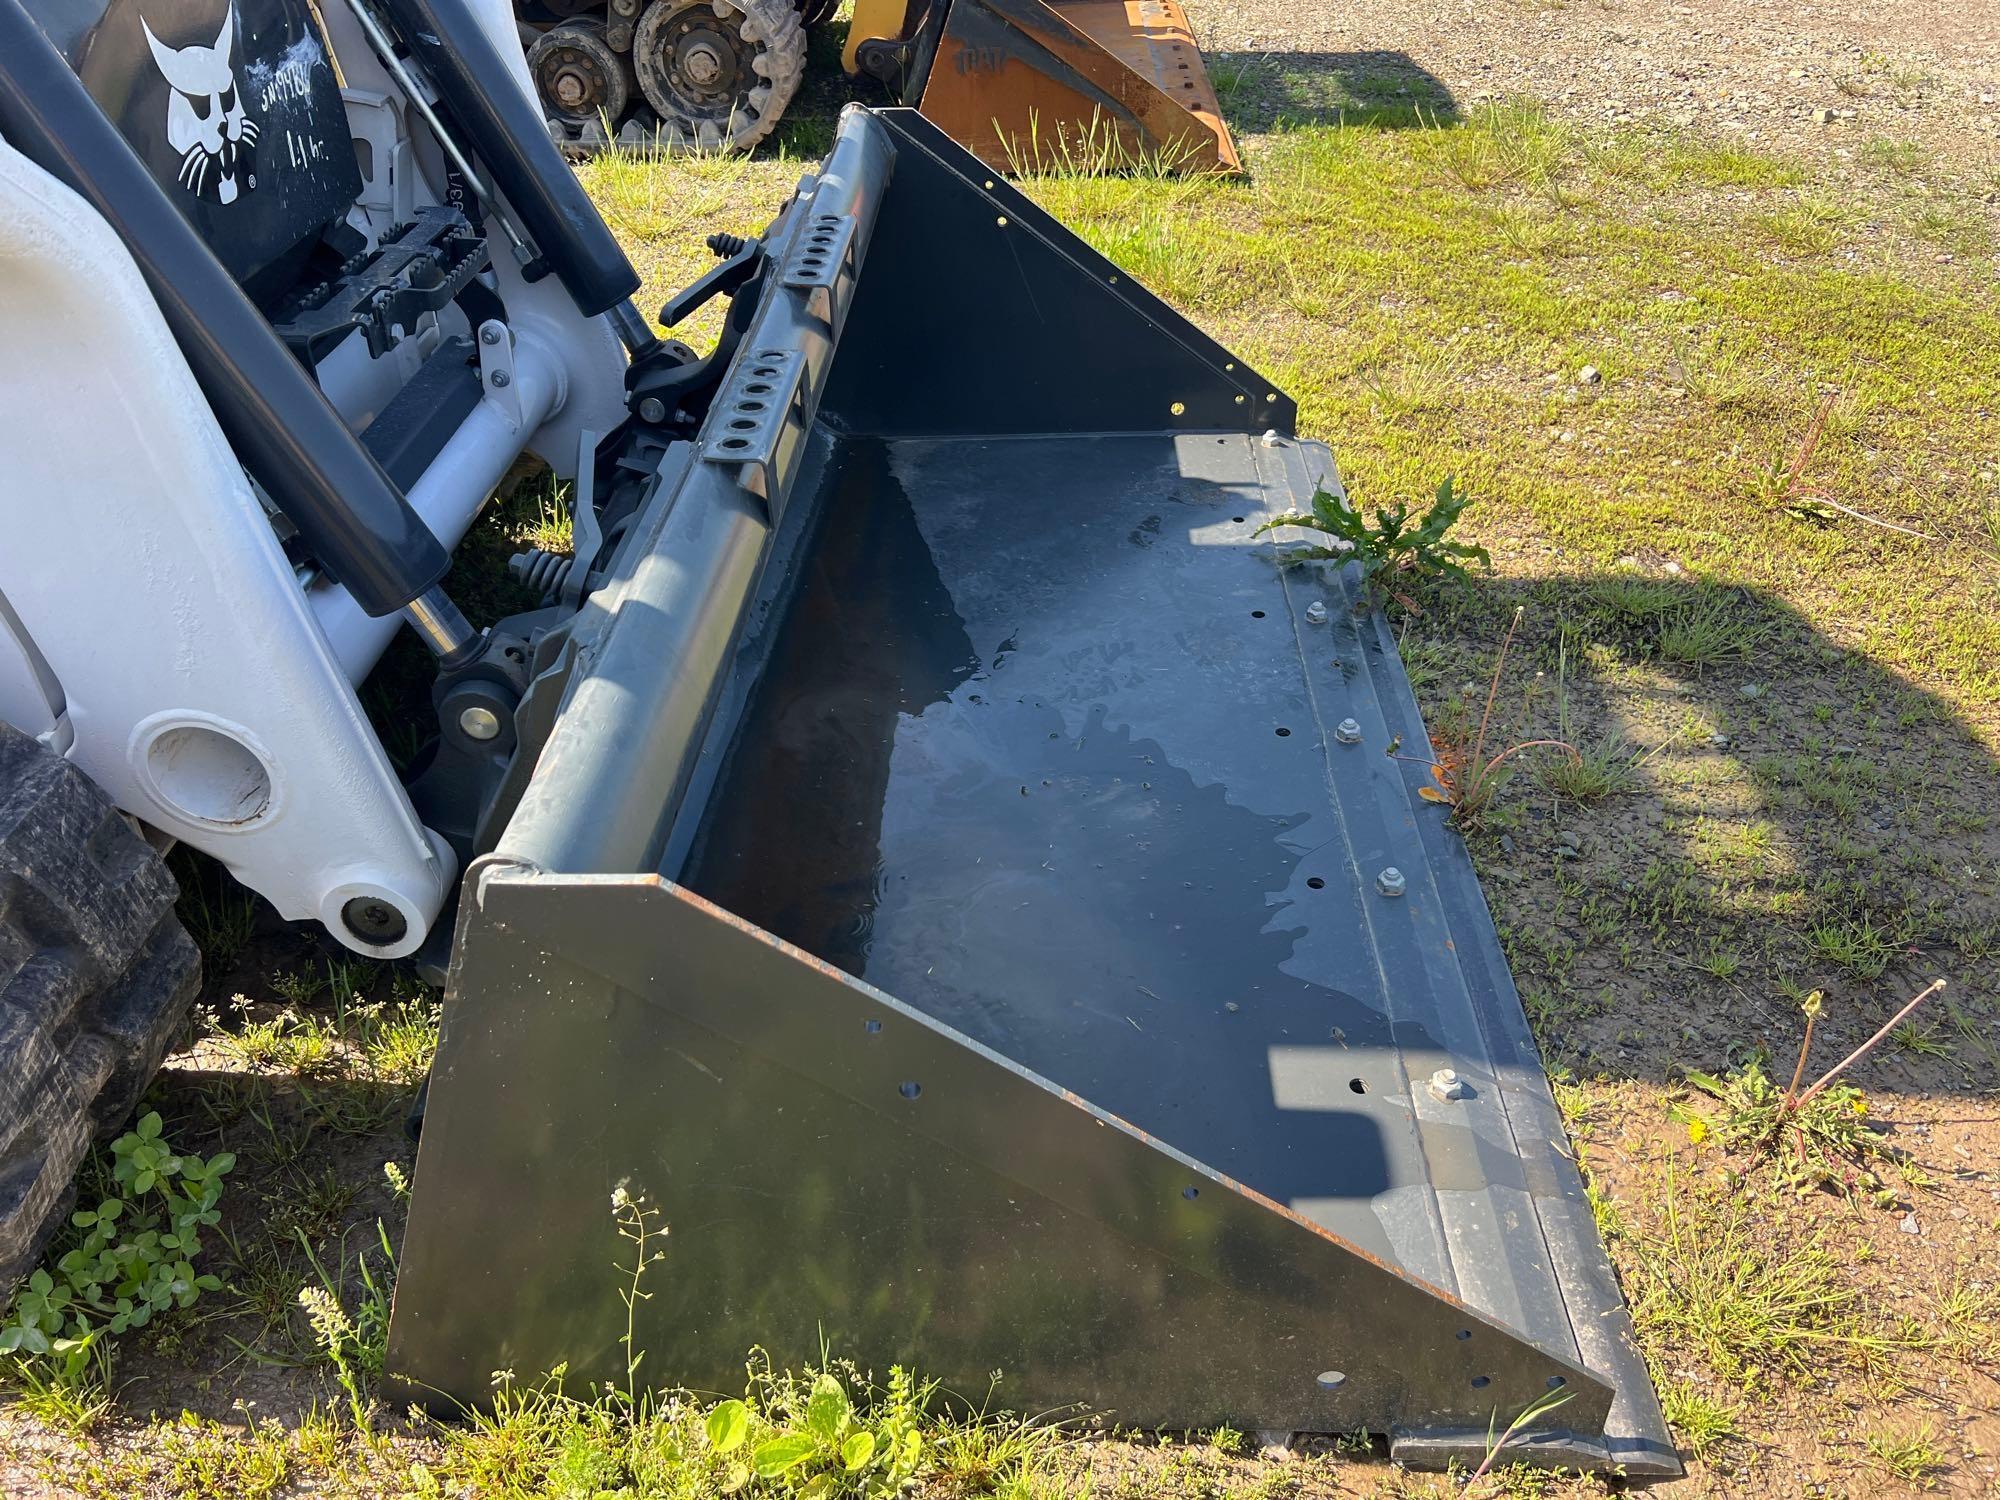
[386,105,1676,1476]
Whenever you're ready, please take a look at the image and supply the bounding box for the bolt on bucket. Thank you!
[386,105,1676,1475]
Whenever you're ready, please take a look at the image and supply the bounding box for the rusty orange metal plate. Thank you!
[1058,0,1236,167]
[915,0,1241,173]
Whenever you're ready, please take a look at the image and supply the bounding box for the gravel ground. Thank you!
[1197,0,2000,184]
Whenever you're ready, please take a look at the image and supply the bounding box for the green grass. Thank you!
[1412,100,1575,193]
[1752,195,1854,257]
[1888,1020,1950,1058]
[1542,646,1641,802]
[1864,1421,1950,1482]
[1806,914,1894,978]
[1627,1157,1912,1384]
[1657,1379,1742,1461]
[1586,575,1683,626]
[205,983,439,1088]
[54,1359,1084,1500]
[1541,730,1638,801]
[1860,137,1928,178]
[1002,107,2000,722]
[1655,598,1765,669]
[517,483,575,556]
[1931,1274,2000,1360]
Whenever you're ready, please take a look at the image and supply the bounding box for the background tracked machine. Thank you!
[519,0,1239,170]
[0,0,1673,1470]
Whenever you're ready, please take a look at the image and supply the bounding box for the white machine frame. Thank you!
[0,0,627,956]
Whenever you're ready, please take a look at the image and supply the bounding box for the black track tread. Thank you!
[0,724,200,1291]
[629,0,807,153]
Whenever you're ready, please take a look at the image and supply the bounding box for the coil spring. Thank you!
[509,547,574,602]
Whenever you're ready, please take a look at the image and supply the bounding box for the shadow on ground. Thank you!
[1211,49,1458,133]
[767,32,1465,155]
[1386,567,1998,1102]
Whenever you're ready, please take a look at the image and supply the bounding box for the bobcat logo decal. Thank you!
[142,6,260,203]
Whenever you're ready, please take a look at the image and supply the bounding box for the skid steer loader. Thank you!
[521,0,1238,171]
[0,0,1671,1470]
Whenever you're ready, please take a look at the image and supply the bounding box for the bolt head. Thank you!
[1427,1067,1472,1101]
[490,370,511,388]
[1335,718,1363,744]
[1304,600,1329,626]
[638,396,667,423]
[480,325,502,345]
[1260,429,1284,447]
[459,705,502,741]
[1376,866,1407,897]
[340,895,408,946]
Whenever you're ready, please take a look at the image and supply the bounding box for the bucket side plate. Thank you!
[1055,0,1233,159]
[389,863,1609,1436]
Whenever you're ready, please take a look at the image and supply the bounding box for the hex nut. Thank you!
[1335,718,1363,744]
[1376,866,1407,897]
[1427,1068,1472,1102]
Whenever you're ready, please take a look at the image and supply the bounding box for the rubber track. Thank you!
[0,724,200,1290]
[552,0,807,154]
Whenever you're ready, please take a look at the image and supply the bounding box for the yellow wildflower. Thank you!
[1687,1117,1711,1145]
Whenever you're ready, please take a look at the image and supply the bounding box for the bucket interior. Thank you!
[684,432,1452,1271]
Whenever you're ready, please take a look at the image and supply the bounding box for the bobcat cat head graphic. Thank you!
[142,6,260,204]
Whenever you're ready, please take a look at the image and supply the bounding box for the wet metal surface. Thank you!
[687,437,1423,1258]
[682,434,1562,1292]
[678,431,1674,1471]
